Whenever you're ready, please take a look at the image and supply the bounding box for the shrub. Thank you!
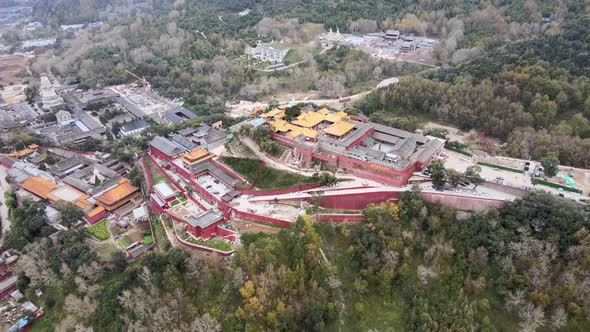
[87,220,110,241]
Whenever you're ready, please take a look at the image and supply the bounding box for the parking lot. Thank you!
[197,173,231,198]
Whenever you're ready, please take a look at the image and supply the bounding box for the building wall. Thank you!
[186,220,223,239]
[149,145,174,162]
[85,208,107,224]
[272,132,421,186]
[234,210,292,228]
[0,160,13,169]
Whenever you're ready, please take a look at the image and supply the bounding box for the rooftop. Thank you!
[20,176,60,200]
[270,119,318,140]
[120,119,147,133]
[164,107,196,124]
[154,182,175,199]
[324,121,355,137]
[94,178,138,206]
[181,148,214,166]
[186,210,223,229]
[149,136,185,157]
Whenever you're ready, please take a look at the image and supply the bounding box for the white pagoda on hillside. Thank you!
[39,75,64,111]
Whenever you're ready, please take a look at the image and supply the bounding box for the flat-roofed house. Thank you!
[154,182,176,203]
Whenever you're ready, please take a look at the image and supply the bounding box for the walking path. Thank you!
[239,136,383,188]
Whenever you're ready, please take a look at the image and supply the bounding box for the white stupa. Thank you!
[39,75,64,111]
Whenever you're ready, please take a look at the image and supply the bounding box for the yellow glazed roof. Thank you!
[324,121,355,137]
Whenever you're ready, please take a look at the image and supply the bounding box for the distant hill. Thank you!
[32,0,170,25]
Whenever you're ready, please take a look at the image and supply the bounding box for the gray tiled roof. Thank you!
[369,122,428,144]
[164,107,196,124]
[121,119,147,133]
[186,210,223,229]
[391,138,416,160]
[149,136,184,157]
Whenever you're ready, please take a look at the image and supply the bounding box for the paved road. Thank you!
[0,166,12,242]
[226,76,398,118]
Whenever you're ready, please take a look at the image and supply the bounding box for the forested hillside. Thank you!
[358,14,590,168]
[31,0,581,115]
[32,0,173,25]
[11,189,590,331]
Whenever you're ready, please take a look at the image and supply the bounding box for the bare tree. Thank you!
[417,265,438,285]
[13,239,58,286]
[315,75,346,98]
[550,306,567,330]
[518,303,545,332]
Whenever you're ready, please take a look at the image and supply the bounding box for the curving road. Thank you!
[0,166,11,243]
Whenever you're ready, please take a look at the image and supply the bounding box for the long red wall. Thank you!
[311,191,400,209]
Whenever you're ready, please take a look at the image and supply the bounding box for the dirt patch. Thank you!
[0,54,31,86]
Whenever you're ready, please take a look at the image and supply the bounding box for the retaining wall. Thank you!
[421,192,505,211]
[311,191,400,209]
[312,214,365,223]
[237,183,322,196]
[175,235,235,256]
[481,181,529,198]
[234,210,292,228]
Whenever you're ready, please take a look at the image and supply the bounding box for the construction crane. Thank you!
[124,69,151,94]
[480,130,493,156]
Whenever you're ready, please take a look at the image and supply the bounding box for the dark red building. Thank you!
[186,210,224,239]
[148,136,185,162]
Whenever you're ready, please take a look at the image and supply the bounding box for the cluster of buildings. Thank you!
[16,78,202,144]
[249,106,444,186]
[0,145,142,225]
[0,6,32,27]
[1,246,44,332]
[245,41,290,63]
[147,126,239,241]
[318,28,436,58]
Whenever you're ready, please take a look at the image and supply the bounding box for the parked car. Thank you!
[213,179,220,184]
[206,185,213,189]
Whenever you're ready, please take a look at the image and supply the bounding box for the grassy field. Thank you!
[152,219,171,250]
[185,233,232,251]
[117,235,133,248]
[87,220,110,241]
[222,157,316,189]
[144,156,170,185]
[143,234,154,246]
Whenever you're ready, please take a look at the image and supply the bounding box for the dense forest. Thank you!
[358,14,590,168]
[9,189,590,331]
